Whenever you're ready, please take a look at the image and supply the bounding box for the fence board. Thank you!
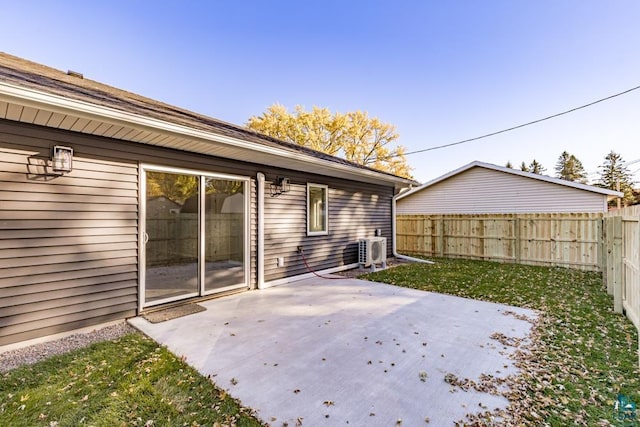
[604,208,640,323]
[622,216,639,327]
[146,214,244,266]
[397,213,603,271]
[601,207,640,366]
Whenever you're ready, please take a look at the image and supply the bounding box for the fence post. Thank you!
[514,217,521,264]
[597,218,605,276]
[605,218,613,295]
[423,215,431,256]
[612,216,623,314]
[438,217,445,257]
[421,216,428,255]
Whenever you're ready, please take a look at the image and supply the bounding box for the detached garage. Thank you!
[394,161,623,270]
[397,161,621,214]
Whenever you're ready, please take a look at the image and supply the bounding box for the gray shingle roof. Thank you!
[0,52,414,184]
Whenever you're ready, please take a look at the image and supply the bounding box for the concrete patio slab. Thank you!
[129,276,537,426]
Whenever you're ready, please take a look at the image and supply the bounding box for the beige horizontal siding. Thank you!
[0,120,139,345]
[0,241,138,262]
[0,181,136,197]
[1,303,135,345]
[2,272,138,298]
[0,248,137,268]
[0,119,265,345]
[264,177,392,282]
[398,167,608,214]
[0,191,138,206]
[2,286,135,318]
[0,227,138,239]
[0,233,135,249]
[0,218,138,230]
[0,263,136,289]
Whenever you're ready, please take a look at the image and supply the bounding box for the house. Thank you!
[396,161,622,214]
[0,52,415,347]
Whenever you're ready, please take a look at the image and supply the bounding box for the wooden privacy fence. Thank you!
[603,206,640,365]
[396,213,604,271]
[146,214,244,266]
[397,210,640,365]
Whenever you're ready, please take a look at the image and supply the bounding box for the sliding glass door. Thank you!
[142,166,248,307]
[144,171,199,303]
[204,177,246,292]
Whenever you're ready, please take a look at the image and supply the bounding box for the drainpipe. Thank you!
[257,172,266,289]
[392,193,434,264]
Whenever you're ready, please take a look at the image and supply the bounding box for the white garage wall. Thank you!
[397,166,608,214]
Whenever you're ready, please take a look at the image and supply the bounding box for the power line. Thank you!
[381,83,640,160]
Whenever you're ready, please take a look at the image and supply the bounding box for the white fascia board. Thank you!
[0,81,413,187]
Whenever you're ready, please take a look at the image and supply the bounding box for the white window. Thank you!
[307,183,328,236]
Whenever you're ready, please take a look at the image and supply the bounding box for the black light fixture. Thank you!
[270,176,291,196]
[52,145,73,173]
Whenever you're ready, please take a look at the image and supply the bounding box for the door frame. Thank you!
[139,163,251,311]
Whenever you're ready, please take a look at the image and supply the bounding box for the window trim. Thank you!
[306,183,329,236]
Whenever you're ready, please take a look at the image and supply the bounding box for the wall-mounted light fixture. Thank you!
[270,176,291,196]
[52,145,73,173]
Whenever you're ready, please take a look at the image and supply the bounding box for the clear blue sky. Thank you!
[1,1,639,183]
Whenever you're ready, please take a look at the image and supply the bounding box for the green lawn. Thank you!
[365,257,640,426]
[0,333,264,427]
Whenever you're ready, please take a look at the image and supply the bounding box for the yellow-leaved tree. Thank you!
[246,104,412,178]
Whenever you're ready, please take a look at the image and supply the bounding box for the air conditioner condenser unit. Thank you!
[358,237,387,271]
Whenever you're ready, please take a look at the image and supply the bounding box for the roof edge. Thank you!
[0,80,415,188]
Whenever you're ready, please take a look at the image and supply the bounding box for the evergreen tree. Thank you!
[555,151,587,183]
[505,161,513,168]
[596,151,635,206]
[529,159,546,175]
[520,161,529,172]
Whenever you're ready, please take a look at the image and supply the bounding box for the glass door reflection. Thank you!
[144,171,199,303]
[204,178,246,292]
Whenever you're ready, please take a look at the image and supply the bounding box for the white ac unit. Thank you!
[358,237,387,270]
